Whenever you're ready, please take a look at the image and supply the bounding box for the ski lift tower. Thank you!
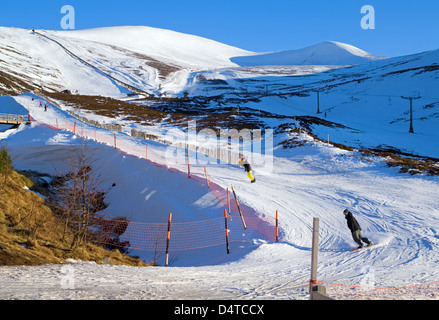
[401,96,421,133]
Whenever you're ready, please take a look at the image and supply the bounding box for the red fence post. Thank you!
[188,163,191,179]
[114,132,117,149]
[165,213,172,266]
[276,210,279,242]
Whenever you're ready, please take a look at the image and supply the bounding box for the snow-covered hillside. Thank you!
[231,41,387,66]
[45,26,253,69]
[186,48,439,159]
[0,26,255,96]
[0,27,125,97]
[1,91,439,300]
[1,25,439,300]
[0,27,385,97]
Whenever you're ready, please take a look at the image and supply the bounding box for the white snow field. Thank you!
[1,92,439,301]
[1,26,439,301]
[231,41,387,66]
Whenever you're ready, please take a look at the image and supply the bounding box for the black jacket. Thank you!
[345,211,361,232]
[241,159,252,172]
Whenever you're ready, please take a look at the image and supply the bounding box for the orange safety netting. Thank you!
[96,215,275,252]
[36,119,278,252]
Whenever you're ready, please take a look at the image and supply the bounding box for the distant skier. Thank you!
[239,157,256,183]
[343,209,373,249]
[44,103,48,112]
[39,101,42,108]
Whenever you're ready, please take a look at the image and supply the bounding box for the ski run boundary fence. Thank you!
[68,109,246,167]
[33,116,278,259]
[27,113,439,299]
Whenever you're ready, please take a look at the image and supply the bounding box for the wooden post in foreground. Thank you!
[165,213,172,267]
[309,217,333,300]
[310,217,319,296]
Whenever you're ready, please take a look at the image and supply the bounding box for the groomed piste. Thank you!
[2,92,439,299]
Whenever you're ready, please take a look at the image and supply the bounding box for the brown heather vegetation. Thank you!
[0,148,149,266]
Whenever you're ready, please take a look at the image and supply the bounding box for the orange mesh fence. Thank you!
[35,118,278,252]
[95,215,273,252]
[317,281,439,300]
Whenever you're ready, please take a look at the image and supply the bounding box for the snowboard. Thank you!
[352,244,377,252]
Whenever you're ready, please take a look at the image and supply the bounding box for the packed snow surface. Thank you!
[1,93,439,300]
[1,26,439,300]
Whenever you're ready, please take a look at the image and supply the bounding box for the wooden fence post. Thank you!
[204,166,210,188]
[165,213,172,266]
[231,186,246,229]
[276,210,279,242]
[310,217,319,297]
[224,209,230,254]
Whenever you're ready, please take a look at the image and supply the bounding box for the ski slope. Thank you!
[1,25,439,300]
[231,41,387,66]
[1,93,439,300]
[186,48,439,159]
[0,26,254,97]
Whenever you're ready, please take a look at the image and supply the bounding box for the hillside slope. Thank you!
[0,26,255,97]
[231,41,387,66]
[0,164,148,267]
[1,93,439,299]
[186,48,439,159]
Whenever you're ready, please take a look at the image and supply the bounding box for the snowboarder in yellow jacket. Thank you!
[239,157,256,183]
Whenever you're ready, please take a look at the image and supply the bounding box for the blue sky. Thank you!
[0,0,438,57]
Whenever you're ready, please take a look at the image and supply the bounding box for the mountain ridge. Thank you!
[231,40,388,66]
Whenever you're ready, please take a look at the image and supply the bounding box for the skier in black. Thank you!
[343,209,373,249]
[239,157,256,183]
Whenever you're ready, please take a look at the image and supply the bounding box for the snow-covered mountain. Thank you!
[231,41,388,66]
[46,26,253,69]
[1,25,439,301]
[0,26,255,97]
[0,26,386,97]
[1,25,439,158]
